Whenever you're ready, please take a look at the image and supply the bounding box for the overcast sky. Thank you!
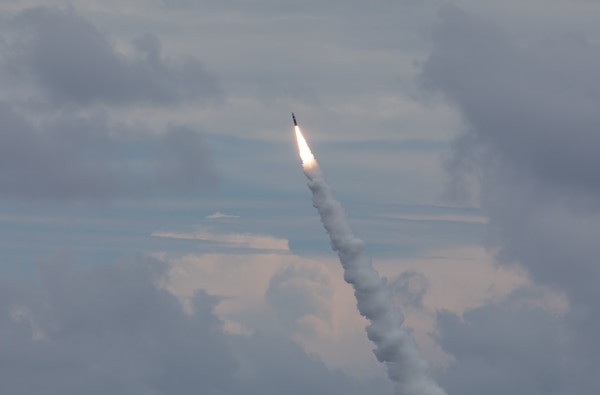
[1,1,600,394]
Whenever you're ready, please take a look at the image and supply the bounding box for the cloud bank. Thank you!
[0,107,216,200]
[4,6,220,106]
[0,256,388,395]
[421,5,600,394]
[0,6,219,201]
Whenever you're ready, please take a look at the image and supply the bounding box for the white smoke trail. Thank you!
[295,127,447,395]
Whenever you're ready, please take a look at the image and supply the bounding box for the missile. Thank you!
[292,112,298,126]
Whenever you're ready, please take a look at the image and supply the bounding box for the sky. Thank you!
[1,0,599,394]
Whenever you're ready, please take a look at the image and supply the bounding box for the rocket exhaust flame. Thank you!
[294,124,446,395]
[294,126,316,169]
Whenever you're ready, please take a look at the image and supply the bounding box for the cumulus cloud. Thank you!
[0,255,387,395]
[4,6,220,106]
[421,5,600,393]
[164,251,387,377]
[266,263,333,333]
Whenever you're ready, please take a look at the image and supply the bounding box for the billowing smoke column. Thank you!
[294,122,447,395]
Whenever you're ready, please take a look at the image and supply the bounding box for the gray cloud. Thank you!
[436,296,564,395]
[0,255,385,395]
[0,256,234,395]
[421,5,600,198]
[421,3,600,308]
[0,5,220,202]
[389,270,429,309]
[0,104,217,200]
[266,264,332,332]
[421,5,600,393]
[4,6,220,106]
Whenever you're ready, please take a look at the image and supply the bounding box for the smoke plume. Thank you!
[295,127,446,395]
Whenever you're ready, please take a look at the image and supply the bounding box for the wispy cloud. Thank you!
[205,212,240,220]
[379,213,489,224]
[151,227,288,251]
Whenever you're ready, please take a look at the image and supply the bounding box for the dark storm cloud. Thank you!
[5,6,220,105]
[0,104,216,200]
[421,5,600,394]
[0,255,382,395]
